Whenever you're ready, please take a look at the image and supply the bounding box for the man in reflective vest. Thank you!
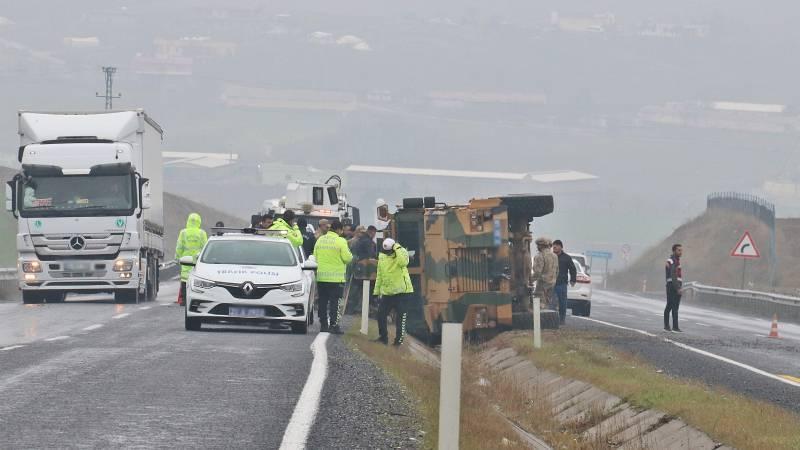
[373,238,414,346]
[313,219,353,333]
[175,213,208,305]
[268,209,303,247]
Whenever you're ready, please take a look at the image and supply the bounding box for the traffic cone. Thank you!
[768,314,779,338]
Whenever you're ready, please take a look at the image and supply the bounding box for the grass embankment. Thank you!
[345,323,531,450]
[496,330,800,450]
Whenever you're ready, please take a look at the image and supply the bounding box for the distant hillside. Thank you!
[0,166,246,266]
[610,208,800,294]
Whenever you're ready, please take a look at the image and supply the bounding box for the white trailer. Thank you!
[6,110,164,303]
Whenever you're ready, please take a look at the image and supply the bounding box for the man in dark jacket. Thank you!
[552,240,577,325]
[297,217,316,257]
[665,244,684,332]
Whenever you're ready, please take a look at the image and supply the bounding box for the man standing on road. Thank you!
[176,213,208,306]
[297,217,316,257]
[532,237,558,309]
[665,244,684,333]
[259,211,274,230]
[373,238,414,346]
[313,219,353,334]
[552,240,577,325]
[269,210,303,247]
[316,218,331,238]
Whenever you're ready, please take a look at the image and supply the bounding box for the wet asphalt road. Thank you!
[0,281,420,449]
[570,289,800,413]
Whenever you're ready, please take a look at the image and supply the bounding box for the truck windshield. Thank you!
[19,174,135,217]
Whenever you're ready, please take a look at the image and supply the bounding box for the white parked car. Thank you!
[181,229,317,333]
[567,254,592,317]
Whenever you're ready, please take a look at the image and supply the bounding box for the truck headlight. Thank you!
[113,259,134,272]
[281,282,305,297]
[192,277,216,292]
[22,261,42,273]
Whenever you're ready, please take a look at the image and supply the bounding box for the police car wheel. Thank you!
[291,321,308,334]
[185,306,202,331]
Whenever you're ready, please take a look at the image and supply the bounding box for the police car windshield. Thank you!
[200,240,297,267]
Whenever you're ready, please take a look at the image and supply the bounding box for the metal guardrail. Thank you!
[0,268,17,281]
[683,281,800,324]
[683,282,800,307]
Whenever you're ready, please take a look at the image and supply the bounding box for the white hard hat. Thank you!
[376,198,387,207]
[382,238,396,251]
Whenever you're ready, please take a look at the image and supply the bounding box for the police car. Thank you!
[179,228,317,333]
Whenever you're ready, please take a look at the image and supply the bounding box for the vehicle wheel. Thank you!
[146,258,157,302]
[578,302,591,317]
[46,291,66,303]
[22,291,44,304]
[185,305,202,331]
[512,311,533,329]
[540,309,561,330]
[114,289,137,304]
[291,321,308,334]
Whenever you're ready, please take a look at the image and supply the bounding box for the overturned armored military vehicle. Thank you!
[384,195,558,345]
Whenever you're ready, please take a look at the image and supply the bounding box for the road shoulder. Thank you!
[308,318,423,450]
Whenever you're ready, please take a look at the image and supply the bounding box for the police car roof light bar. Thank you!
[210,227,288,236]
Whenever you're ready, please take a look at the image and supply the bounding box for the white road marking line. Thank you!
[139,306,151,311]
[695,322,711,327]
[576,316,800,389]
[0,345,25,351]
[83,324,104,331]
[159,303,172,307]
[279,333,330,450]
[45,336,70,342]
[112,313,130,319]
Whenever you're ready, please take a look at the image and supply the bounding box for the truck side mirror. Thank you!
[5,181,15,213]
[140,178,152,210]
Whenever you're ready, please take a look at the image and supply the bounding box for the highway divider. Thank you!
[683,282,800,325]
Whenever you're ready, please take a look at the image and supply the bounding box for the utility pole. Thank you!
[95,66,121,110]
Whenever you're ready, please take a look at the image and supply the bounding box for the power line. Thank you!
[95,66,121,110]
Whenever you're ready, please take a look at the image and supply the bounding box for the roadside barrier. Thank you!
[683,282,800,325]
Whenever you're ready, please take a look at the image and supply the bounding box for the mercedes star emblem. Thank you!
[69,236,86,250]
[242,282,255,296]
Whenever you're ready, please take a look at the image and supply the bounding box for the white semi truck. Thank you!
[6,110,164,304]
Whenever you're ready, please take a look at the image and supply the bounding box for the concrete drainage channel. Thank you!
[407,337,733,450]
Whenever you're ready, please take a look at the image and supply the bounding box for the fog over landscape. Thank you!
[2,0,800,267]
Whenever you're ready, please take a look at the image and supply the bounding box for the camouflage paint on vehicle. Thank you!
[386,195,554,340]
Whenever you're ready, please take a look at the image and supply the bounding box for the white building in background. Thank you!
[63,37,100,48]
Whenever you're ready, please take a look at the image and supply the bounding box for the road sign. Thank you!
[586,250,612,259]
[731,231,760,259]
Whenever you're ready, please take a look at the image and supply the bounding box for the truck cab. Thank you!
[7,111,164,304]
[276,175,359,229]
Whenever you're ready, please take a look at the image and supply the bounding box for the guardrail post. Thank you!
[533,297,542,349]
[438,323,462,450]
[360,280,370,335]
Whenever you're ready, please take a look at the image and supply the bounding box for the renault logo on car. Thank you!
[69,236,86,250]
[241,282,255,296]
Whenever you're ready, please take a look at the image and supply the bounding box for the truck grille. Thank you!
[33,233,124,257]
[449,248,490,293]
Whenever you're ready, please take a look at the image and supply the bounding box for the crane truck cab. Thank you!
[272,175,359,229]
